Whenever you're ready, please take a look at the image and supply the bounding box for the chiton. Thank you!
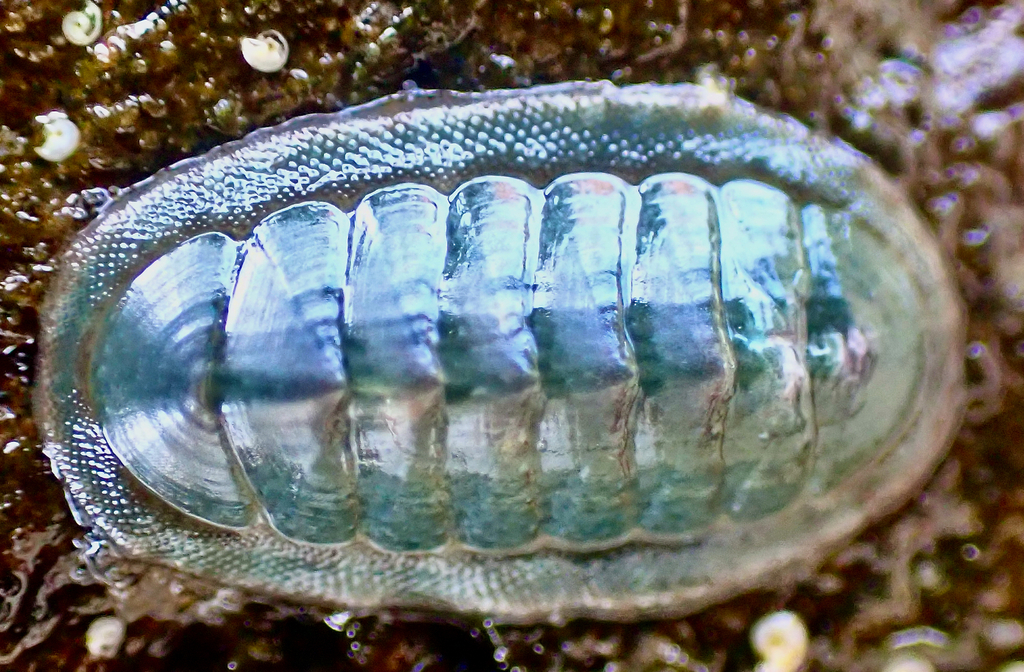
[36,81,964,622]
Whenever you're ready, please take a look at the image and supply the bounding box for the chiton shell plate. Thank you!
[36,82,965,622]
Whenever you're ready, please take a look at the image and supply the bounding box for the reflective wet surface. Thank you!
[2,0,1024,669]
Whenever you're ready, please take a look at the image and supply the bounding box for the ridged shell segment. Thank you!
[90,172,886,552]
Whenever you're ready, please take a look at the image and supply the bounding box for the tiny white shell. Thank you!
[34,113,81,163]
[62,1,103,46]
[240,30,289,73]
[984,618,1024,651]
[84,615,126,659]
[880,655,935,672]
[751,610,810,672]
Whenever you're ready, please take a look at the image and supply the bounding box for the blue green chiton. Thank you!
[35,81,965,622]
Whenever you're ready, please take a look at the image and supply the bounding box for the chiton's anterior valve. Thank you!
[36,82,965,622]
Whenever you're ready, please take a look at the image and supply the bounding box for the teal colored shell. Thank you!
[35,82,965,622]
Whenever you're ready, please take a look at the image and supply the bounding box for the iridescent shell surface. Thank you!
[35,82,965,622]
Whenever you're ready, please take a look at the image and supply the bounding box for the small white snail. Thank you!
[62,1,103,46]
[84,616,126,659]
[751,610,810,672]
[34,113,81,163]
[880,654,935,672]
[240,30,289,73]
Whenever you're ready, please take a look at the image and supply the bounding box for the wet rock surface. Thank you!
[1,0,1023,669]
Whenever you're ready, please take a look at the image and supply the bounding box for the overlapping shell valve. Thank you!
[37,83,964,619]
[93,171,878,552]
